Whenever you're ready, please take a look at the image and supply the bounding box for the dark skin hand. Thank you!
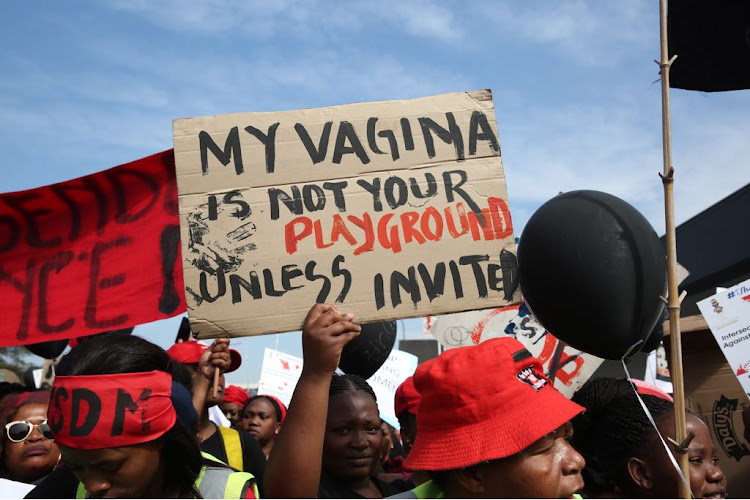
[264,304,361,499]
[192,338,232,442]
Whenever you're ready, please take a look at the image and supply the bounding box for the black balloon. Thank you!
[518,191,666,360]
[25,339,69,359]
[339,321,397,379]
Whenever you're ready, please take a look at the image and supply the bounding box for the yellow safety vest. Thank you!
[216,424,244,472]
[75,452,258,499]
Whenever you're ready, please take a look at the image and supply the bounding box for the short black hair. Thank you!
[329,373,377,401]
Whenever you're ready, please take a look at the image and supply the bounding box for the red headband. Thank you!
[48,371,176,450]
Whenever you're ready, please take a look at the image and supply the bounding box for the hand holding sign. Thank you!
[301,304,361,377]
[199,338,232,398]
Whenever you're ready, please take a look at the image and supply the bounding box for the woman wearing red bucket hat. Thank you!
[396,336,586,499]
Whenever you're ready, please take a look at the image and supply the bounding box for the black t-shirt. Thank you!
[25,464,78,499]
[200,425,266,495]
[317,471,406,499]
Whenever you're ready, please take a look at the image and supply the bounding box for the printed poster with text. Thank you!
[173,90,520,338]
[697,278,750,397]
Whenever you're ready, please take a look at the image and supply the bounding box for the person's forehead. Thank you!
[11,402,48,420]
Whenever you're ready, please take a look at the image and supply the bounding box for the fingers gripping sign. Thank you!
[302,304,362,376]
[199,338,232,398]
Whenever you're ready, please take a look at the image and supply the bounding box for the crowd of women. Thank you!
[0,303,737,498]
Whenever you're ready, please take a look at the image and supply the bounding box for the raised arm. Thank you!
[264,304,361,498]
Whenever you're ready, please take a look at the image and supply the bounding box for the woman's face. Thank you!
[322,391,382,484]
[60,441,164,498]
[221,403,243,427]
[478,422,585,499]
[647,413,727,499]
[2,403,60,483]
[241,398,280,447]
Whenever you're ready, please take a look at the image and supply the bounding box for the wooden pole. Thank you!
[656,0,690,497]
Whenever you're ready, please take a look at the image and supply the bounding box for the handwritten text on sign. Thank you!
[173,90,521,338]
[0,151,185,347]
[430,304,604,397]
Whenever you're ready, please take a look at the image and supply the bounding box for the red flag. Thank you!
[0,150,185,347]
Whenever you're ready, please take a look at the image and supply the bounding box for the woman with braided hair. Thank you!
[587,392,726,498]
[316,373,403,498]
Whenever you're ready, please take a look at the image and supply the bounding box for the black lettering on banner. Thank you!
[112,388,151,436]
[500,248,519,301]
[281,264,304,292]
[448,260,464,299]
[70,388,101,437]
[262,269,285,297]
[390,267,421,307]
[487,263,503,293]
[200,127,244,175]
[49,387,69,434]
[230,272,262,303]
[469,111,500,156]
[4,192,62,248]
[332,122,370,165]
[106,168,160,225]
[86,237,132,329]
[303,185,326,213]
[305,261,331,303]
[200,268,226,303]
[50,177,109,241]
[244,122,280,174]
[38,251,75,333]
[223,191,251,219]
[418,113,465,161]
[159,225,181,314]
[0,260,35,341]
[295,122,333,164]
[459,255,489,298]
[418,262,446,302]
[0,214,21,252]
[374,273,385,310]
[269,186,302,220]
[367,117,400,161]
[322,181,348,212]
[357,178,383,212]
[332,255,351,303]
[409,173,437,199]
[400,118,415,151]
[384,177,408,210]
[443,170,484,217]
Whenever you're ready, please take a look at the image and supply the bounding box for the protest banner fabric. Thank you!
[697,279,750,396]
[173,90,520,338]
[430,304,603,397]
[366,349,418,429]
[257,348,303,408]
[0,150,185,347]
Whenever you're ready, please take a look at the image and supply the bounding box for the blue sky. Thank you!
[2,1,749,384]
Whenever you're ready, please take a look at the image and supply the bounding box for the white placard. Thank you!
[697,278,750,396]
[256,348,304,408]
[367,349,418,429]
[430,303,603,398]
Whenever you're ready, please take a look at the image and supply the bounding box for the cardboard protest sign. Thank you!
[257,348,303,408]
[173,90,520,338]
[430,303,603,397]
[0,151,185,347]
[697,278,750,396]
[366,349,418,429]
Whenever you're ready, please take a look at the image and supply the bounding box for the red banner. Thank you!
[0,150,185,347]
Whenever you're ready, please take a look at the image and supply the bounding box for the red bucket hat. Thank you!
[394,376,421,417]
[166,341,241,373]
[404,337,584,471]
